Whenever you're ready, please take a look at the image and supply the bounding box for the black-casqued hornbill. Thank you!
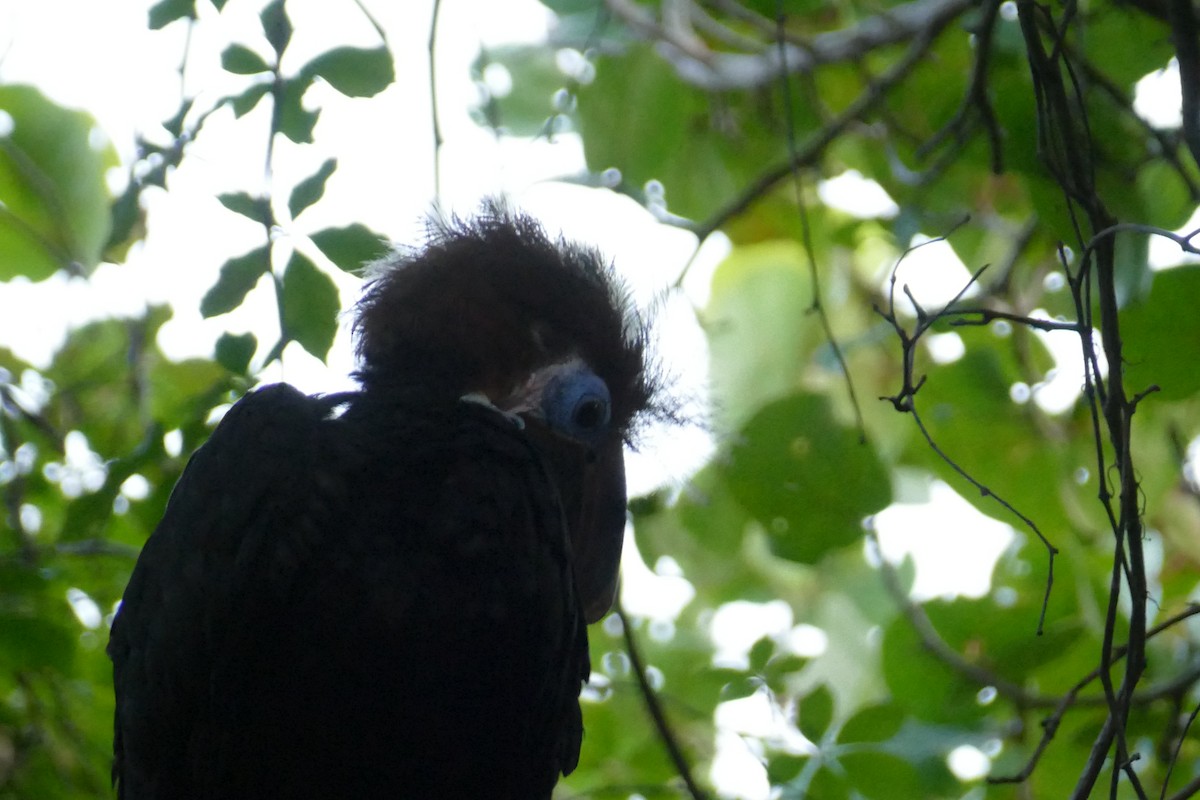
[107,207,661,799]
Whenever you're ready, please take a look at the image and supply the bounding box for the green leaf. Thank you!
[0,614,75,673]
[575,45,787,220]
[276,76,318,143]
[1122,265,1200,401]
[161,97,194,138]
[104,179,146,263]
[748,636,776,672]
[0,211,57,280]
[766,752,808,785]
[1135,160,1195,233]
[217,191,270,225]
[200,246,271,317]
[149,358,230,429]
[221,43,271,75]
[764,653,809,694]
[230,83,271,118]
[838,702,905,744]
[565,659,684,790]
[807,764,852,800]
[1083,5,1172,87]
[310,223,388,273]
[302,47,395,98]
[0,85,118,279]
[44,312,172,454]
[721,393,890,564]
[148,0,195,28]
[288,158,337,220]
[841,752,924,800]
[215,332,257,374]
[798,683,834,742]
[260,0,292,58]
[476,46,567,137]
[540,0,601,13]
[676,463,751,557]
[720,674,762,702]
[281,252,340,361]
[631,476,759,607]
[704,240,819,433]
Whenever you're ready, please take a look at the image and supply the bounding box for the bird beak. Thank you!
[521,422,627,624]
[573,438,627,623]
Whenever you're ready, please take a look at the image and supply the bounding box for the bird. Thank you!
[106,205,663,800]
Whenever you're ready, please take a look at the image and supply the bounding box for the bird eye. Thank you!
[543,366,612,443]
[573,397,608,431]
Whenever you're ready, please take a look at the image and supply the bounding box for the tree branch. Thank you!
[677,23,948,247]
[611,0,973,90]
[616,601,709,800]
[1168,0,1200,167]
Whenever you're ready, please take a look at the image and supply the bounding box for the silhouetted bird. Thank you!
[107,207,662,799]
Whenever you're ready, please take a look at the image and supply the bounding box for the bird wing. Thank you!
[109,384,589,800]
[108,383,334,798]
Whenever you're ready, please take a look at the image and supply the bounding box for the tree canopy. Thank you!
[2,0,1200,798]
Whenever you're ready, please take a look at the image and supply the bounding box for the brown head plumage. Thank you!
[352,203,667,620]
[353,204,662,440]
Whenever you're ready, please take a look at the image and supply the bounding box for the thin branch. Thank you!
[428,0,444,200]
[918,0,1004,173]
[774,2,865,442]
[948,308,1083,333]
[991,605,1200,783]
[350,0,387,42]
[626,0,973,90]
[679,23,948,250]
[706,0,809,47]
[0,385,66,453]
[1075,56,1200,201]
[870,532,1036,703]
[54,539,141,559]
[605,0,712,63]
[1015,4,1153,794]
[1165,774,1200,800]
[910,406,1058,634]
[875,244,1059,632]
[615,601,709,800]
[690,2,769,52]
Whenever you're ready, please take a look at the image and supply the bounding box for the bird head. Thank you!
[352,204,663,622]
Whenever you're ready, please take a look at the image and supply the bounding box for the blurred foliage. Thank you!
[3,0,1200,798]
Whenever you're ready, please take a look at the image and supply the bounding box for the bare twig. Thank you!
[948,308,1082,333]
[875,241,1060,632]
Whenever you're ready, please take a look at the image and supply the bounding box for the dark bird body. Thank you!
[108,210,660,799]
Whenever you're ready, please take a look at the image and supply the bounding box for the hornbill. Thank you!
[107,207,661,799]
